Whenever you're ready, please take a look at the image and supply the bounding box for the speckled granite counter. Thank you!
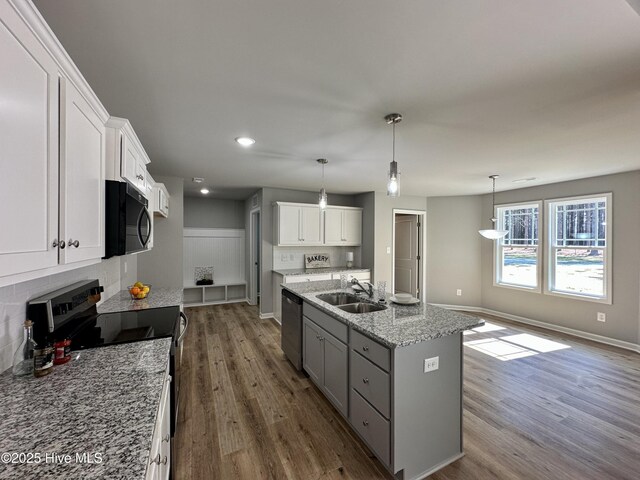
[0,338,171,480]
[273,267,370,276]
[98,287,183,314]
[282,280,482,347]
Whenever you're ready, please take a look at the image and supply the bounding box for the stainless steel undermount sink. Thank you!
[316,292,362,306]
[337,303,388,314]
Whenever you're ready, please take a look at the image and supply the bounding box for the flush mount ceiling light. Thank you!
[317,158,328,210]
[385,113,402,197]
[192,177,204,183]
[479,175,508,240]
[235,136,256,147]
[200,188,210,195]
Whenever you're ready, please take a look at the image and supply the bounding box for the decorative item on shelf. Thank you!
[304,253,330,269]
[345,251,354,268]
[317,158,328,210]
[478,175,508,240]
[194,266,214,285]
[385,113,403,197]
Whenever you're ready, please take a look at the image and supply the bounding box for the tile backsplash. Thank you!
[0,256,137,373]
[273,246,362,270]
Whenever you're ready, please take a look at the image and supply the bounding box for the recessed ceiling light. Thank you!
[200,188,210,194]
[192,177,204,183]
[235,136,256,147]
[512,177,537,183]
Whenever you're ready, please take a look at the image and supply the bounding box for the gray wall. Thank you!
[260,188,358,315]
[137,176,184,289]
[244,190,261,302]
[184,197,245,229]
[373,193,428,288]
[426,195,483,306]
[354,192,375,275]
[480,171,640,344]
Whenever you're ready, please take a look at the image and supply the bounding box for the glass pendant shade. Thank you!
[387,160,399,197]
[319,187,327,210]
[478,175,508,240]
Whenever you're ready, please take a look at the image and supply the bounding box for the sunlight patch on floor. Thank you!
[464,331,571,361]
[472,321,507,333]
[500,333,571,353]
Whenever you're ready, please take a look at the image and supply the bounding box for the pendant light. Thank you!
[317,158,328,210]
[479,175,508,240]
[385,113,402,197]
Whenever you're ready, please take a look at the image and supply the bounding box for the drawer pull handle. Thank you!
[362,420,369,426]
[162,434,170,442]
[362,346,369,352]
[362,378,369,384]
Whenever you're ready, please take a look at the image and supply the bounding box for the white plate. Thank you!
[390,296,420,305]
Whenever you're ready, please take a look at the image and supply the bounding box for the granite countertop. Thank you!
[283,280,483,348]
[273,267,370,276]
[0,338,172,480]
[98,287,183,314]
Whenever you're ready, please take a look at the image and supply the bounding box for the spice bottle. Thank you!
[53,338,72,365]
[33,341,54,378]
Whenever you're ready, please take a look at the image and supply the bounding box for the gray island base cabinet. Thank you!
[290,281,481,480]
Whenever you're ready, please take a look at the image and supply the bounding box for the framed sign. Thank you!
[304,253,330,269]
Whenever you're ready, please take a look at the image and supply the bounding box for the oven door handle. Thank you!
[177,311,189,344]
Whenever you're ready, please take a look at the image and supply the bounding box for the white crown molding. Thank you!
[105,116,151,165]
[432,303,640,354]
[9,0,110,124]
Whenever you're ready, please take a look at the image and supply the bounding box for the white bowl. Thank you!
[394,293,412,301]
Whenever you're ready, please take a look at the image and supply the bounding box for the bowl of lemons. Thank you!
[129,282,151,300]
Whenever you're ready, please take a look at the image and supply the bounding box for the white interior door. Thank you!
[394,215,418,296]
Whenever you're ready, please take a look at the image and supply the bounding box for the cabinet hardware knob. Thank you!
[162,434,170,442]
[362,378,369,384]
[362,420,369,426]
[362,346,369,352]
[52,239,66,248]
[68,239,80,248]
[150,453,161,465]
[161,456,168,465]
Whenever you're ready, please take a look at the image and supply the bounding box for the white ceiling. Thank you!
[35,0,640,197]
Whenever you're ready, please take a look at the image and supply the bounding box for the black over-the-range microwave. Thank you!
[104,180,152,258]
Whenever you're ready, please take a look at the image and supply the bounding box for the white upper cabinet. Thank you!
[0,0,109,285]
[105,116,151,197]
[0,0,60,276]
[153,183,170,218]
[59,76,106,264]
[324,207,362,246]
[276,203,324,246]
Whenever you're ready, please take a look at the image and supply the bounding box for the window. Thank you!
[495,202,541,290]
[546,194,611,303]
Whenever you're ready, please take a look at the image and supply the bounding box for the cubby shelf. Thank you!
[183,282,247,307]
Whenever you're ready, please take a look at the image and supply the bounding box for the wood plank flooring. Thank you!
[175,304,640,480]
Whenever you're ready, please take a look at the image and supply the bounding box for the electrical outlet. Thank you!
[289,254,294,261]
[386,246,391,254]
[281,254,287,262]
[124,261,127,274]
[424,356,439,373]
[597,312,606,322]
[456,289,462,296]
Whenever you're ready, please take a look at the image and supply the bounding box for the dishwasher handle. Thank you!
[177,311,189,344]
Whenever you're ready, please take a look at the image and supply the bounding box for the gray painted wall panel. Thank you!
[184,196,245,229]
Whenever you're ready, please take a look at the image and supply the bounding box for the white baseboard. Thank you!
[431,303,640,354]
[259,312,276,321]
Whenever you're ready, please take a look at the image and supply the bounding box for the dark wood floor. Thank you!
[175,303,640,480]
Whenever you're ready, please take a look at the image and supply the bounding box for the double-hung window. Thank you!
[546,194,611,303]
[495,202,541,290]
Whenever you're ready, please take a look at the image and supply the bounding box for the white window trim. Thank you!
[493,200,543,293]
[544,192,612,305]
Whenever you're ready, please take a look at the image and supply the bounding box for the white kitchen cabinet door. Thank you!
[278,204,302,245]
[300,205,323,245]
[153,183,169,217]
[122,133,147,193]
[342,209,362,245]
[324,208,343,244]
[58,77,106,264]
[0,2,60,277]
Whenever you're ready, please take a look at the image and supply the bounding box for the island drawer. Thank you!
[303,303,348,343]
[350,350,390,418]
[350,329,390,372]
[350,389,390,466]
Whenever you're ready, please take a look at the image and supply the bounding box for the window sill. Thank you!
[544,289,612,305]
[493,282,541,294]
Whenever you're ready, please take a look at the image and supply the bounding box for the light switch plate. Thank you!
[386,246,391,254]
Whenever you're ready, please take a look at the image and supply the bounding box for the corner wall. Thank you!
[137,176,184,289]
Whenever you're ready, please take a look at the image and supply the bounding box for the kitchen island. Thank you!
[282,280,483,480]
[0,338,172,480]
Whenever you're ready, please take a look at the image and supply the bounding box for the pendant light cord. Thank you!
[392,121,396,163]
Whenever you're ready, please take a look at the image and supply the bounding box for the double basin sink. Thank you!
[316,292,387,314]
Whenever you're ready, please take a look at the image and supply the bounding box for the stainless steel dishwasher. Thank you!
[281,289,303,370]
